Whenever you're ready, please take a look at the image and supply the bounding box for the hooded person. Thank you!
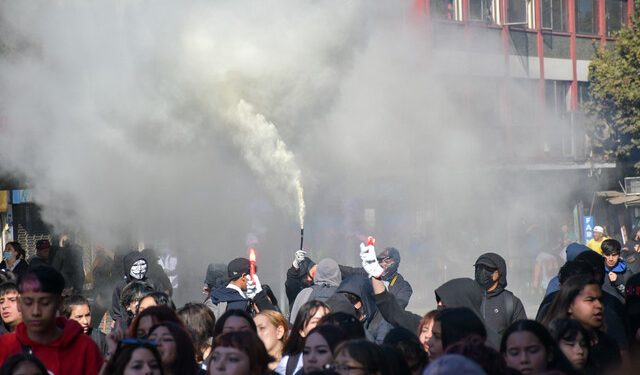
[339,246,413,308]
[328,275,392,344]
[370,276,500,348]
[140,248,173,296]
[473,253,527,336]
[109,251,163,326]
[285,251,316,308]
[289,258,342,323]
[208,257,277,319]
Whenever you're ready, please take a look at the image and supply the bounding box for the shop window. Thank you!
[575,0,598,35]
[431,0,456,20]
[469,0,494,22]
[605,0,628,36]
[541,0,569,32]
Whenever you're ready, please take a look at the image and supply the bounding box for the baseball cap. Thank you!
[593,226,604,233]
[227,258,251,280]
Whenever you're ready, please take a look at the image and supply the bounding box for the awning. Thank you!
[597,191,640,205]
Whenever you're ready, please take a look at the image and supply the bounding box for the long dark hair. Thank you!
[501,320,578,375]
[103,341,165,375]
[213,309,257,337]
[436,307,487,349]
[305,325,349,353]
[541,274,601,329]
[334,339,388,375]
[283,300,330,355]
[177,303,216,362]
[128,305,182,338]
[4,242,26,260]
[148,321,198,375]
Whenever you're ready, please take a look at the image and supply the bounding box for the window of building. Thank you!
[575,0,598,35]
[507,0,529,27]
[431,0,457,20]
[541,0,569,32]
[605,0,628,36]
[468,0,494,22]
[545,80,571,116]
[577,81,590,105]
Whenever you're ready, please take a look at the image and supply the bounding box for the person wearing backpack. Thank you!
[474,252,527,336]
[288,258,341,324]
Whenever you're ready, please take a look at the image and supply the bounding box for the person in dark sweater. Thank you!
[473,253,527,336]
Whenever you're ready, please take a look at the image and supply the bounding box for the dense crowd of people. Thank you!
[0,232,640,375]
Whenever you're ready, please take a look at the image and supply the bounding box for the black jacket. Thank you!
[50,242,85,293]
[285,258,315,308]
[475,253,527,336]
[209,285,278,317]
[339,265,413,308]
[335,276,392,343]
[0,259,29,278]
[110,252,163,322]
[603,260,634,303]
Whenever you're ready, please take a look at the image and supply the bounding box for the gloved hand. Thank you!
[292,250,306,269]
[246,274,263,299]
[360,242,383,278]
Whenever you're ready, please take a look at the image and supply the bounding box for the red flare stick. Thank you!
[367,236,376,246]
[249,248,256,281]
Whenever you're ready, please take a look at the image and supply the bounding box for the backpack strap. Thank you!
[504,290,515,320]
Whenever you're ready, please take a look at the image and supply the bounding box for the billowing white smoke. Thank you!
[231,100,305,228]
[0,0,366,247]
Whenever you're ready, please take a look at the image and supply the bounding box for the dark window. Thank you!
[507,0,528,27]
[542,0,569,32]
[575,0,598,35]
[545,80,570,116]
[577,81,590,104]
[605,0,628,36]
[468,0,494,22]
[431,0,456,20]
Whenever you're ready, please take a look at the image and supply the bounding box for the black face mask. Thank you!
[475,266,496,289]
[381,263,399,282]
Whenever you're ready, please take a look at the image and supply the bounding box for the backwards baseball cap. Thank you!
[593,226,604,233]
[36,239,51,250]
[227,257,251,280]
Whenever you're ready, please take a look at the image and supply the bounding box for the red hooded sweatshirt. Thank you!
[0,317,103,375]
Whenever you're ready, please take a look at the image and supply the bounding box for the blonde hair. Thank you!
[256,310,289,344]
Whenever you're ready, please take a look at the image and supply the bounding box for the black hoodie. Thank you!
[334,275,392,344]
[474,253,527,336]
[110,251,163,322]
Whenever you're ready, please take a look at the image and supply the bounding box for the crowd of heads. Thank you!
[0,235,639,375]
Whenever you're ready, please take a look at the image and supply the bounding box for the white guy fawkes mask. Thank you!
[130,259,148,280]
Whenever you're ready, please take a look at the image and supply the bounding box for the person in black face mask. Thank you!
[340,247,413,309]
[473,253,527,336]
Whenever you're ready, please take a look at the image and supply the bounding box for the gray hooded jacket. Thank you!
[289,258,341,323]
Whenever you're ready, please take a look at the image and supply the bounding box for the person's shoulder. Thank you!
[0,332,21,358]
